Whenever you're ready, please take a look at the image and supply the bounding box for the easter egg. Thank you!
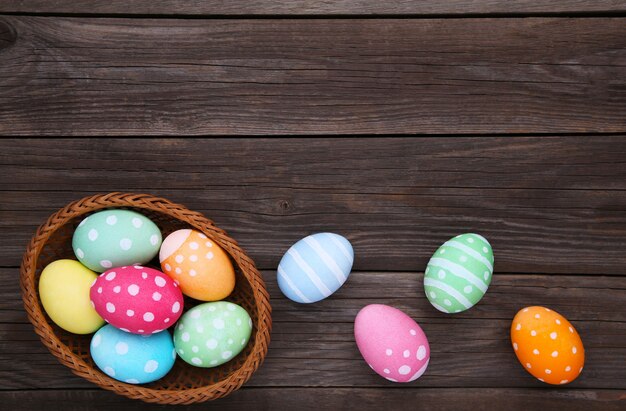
[73,209,162,272]
[90,266,183,335]
[277,232,353,303]
[90,324,176,384]
[511,306,584,385]
[354,304,430,383]
[39,259,105,334]
[424,233,494,313]
[160,229,235,301]
[173,301,252,368]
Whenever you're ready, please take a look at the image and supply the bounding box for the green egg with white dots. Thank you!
[173,301,253,368]
[72,209,162,272]
[424,233,494,314]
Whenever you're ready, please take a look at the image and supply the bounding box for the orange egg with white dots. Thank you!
[159,229,235,301]
[511,306,584,385]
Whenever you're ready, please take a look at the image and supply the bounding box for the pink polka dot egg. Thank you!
[90,265,184,335]
[354,304,430,383]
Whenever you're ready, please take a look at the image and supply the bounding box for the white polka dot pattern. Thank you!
[90,266,184,335]
[160,229,236,301]
[355,304,430,383]
[72,210,162,272]
[511,306,585,385]
[90,325,175,384]
[173,301,252,368]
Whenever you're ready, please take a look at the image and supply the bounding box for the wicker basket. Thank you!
[19,193,272,404]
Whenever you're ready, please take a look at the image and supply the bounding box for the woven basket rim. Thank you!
[19,192,272,404]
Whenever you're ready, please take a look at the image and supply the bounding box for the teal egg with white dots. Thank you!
[173,302,252,368]
[424,233,494,313]
[90,324,176,384]
[73,209,162,272]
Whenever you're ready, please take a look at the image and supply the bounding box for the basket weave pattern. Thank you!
[20,193,272,404]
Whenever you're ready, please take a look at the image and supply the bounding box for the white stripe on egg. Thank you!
[443,240,493,272]
[303,236,347,283]
[428,258,488,293]
[287,248,332,297]
[325,233,353,263]
[278,265,312,303]
[424,278,472,309]
[430,302,450,313]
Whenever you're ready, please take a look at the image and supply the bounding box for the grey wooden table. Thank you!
[0,1,625,409]
[1,138,625,410]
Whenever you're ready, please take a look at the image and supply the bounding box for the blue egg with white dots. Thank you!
[277,232,354,303]
[90,325,176,384]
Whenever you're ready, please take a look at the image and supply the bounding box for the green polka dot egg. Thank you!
[72,210,162,272]
[424,233,494,313]
[173,301,252,368]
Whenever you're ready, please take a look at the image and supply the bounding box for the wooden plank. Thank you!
[0,18,624,135]
[4,269,626,324]
[2,1,626,16]
[1,388,624,411]
[2,138,626,274]
[2,268,625,389]
[5,269,625,324]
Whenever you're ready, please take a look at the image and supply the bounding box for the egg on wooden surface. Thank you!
[511,306,584,385]
[39,259,105,334]
[277,232,353,303]
[90,265,183,335]
[160,229,235,301]
[424,233,494,313]
[90,324,175,384]
[173,301,252,368]
[73,210,162,272]
[354,304,430,383]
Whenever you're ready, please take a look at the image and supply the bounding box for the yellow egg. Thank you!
[39,259,105,334]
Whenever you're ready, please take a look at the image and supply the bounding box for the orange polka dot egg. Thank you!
[511,306,584,385]
[159,229,235,301]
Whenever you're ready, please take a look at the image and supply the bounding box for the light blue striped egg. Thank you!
[277,233,354,303]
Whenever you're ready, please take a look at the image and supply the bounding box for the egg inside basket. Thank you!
[20,193,271,404]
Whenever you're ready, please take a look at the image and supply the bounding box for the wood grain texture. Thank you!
[2,138,626,408]
[2,0,626,15]
[0,17,624,135]
[0,19,16,51]
[1,388,625,411]
[2,269,625,390]
[2,138,626,274]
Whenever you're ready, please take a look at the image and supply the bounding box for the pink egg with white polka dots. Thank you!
[90,265,184,335]
[354,304,430,383]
